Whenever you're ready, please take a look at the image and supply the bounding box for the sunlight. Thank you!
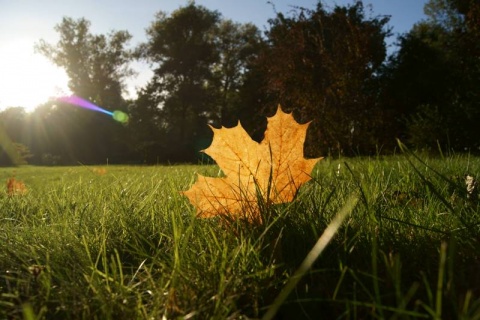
[0,40,70,112]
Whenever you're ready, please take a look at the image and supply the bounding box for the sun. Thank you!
[0,40,70,113]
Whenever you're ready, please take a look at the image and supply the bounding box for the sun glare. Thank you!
[0,41,70,113]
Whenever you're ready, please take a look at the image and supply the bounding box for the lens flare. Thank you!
[112,110,129,123]
[58,95,129,123]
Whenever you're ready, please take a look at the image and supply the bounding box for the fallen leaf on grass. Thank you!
[92,167,107,175]
[182,105,322,223]
[7,177,28,196]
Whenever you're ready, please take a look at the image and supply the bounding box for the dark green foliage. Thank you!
[0,142,32,166]
[255,2,391,157]
[131,3,263,162]
[137,4,220,162]
[0,108,32,166]
[383,0,480,152]
[211,20,264,128]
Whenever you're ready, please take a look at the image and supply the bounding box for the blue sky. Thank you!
[0,0,429,111]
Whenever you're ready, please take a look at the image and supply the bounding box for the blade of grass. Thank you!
[435,242,447,320]
[262,193,359,320]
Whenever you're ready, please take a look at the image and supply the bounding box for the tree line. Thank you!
[1,0,479,165]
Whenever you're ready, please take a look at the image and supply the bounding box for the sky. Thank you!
[0,0,429,112]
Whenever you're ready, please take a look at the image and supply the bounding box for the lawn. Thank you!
[1,154,480,319]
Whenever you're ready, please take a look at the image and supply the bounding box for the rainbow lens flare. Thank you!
[58,95,129,123]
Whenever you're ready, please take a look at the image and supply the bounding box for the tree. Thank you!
[36,17,134,107]
[136,4,220,162]
[255,1,391,156]
[138,4,262,162]
[127,79,168,163]
[0,107,28,145]
[0,107,32,166]
[35,17,134,163]
[131,4,265,162]
[383,0,480,150]
[211,20,263,127]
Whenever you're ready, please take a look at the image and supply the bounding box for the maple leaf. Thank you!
[182,105,322,222]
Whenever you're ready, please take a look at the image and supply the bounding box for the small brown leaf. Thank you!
[7,177,27,196]
[92,167,107,175]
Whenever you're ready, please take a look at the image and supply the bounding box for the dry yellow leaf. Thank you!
[182,105,322,222]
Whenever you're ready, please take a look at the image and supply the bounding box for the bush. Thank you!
[0,142,32,166]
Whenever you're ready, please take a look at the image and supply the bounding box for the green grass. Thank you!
[1,154,480,319]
